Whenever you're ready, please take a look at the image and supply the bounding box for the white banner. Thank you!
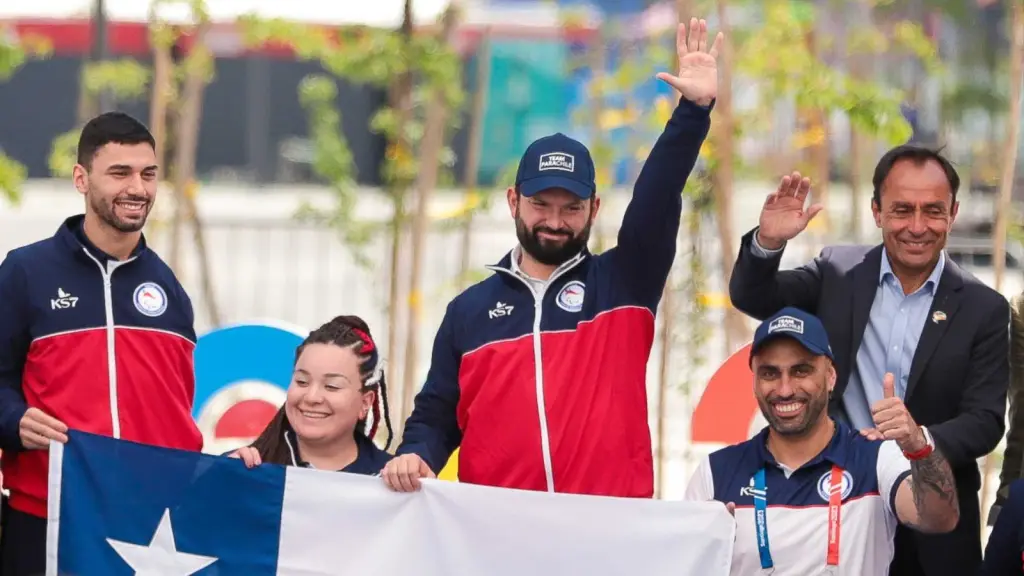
[280,468,737,575]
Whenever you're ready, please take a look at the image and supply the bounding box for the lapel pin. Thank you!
[931,311,946,324]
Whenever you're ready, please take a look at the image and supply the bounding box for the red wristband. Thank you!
[903,443,934,461]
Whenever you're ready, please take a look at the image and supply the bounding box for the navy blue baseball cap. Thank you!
[749,307,835,364]
[515,133,596,199]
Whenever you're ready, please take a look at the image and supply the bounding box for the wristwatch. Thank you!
[903,426,935,461]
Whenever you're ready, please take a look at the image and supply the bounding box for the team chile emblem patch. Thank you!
[556,281,585,313]
[817,469,854,501]
[134,282,168,317]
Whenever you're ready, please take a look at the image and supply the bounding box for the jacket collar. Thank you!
[282,419,380,473]
[487,245,589,283]
[56,214,149,265]
[744,419,851,479]
[878,246,946,294]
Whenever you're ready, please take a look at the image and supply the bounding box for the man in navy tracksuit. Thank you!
[382,19,725,496]
[0,112,202,575]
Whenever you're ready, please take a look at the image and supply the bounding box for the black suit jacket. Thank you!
[728,227,1010,576]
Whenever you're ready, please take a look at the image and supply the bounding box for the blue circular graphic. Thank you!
[192,322,306,419]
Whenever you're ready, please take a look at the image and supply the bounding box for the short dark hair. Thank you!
[76,111,156,169]
[871,144,960,206]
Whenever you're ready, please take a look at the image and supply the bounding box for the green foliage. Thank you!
[0,153,27,205]
[237,12,471,262]
[292,74,375,264]
[82,59,152,100]
[941,81,1006,125]
[0,34,51,203]
[48,60,153,178]
[47,130,81,180]
[674,172,713,395]
[735,0,933,147]
[0,33,50,81]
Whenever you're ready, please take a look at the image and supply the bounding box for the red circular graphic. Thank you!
[213,399,281,439]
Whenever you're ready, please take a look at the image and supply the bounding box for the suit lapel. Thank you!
[905,259,964,401]
[847,246,883,374]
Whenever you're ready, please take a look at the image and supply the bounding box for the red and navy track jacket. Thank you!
[0,215,203,517]
[396,98,712,498]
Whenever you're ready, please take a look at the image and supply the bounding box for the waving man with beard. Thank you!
[382,18,721,497]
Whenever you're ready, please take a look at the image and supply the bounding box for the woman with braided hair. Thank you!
[229,315,395,475]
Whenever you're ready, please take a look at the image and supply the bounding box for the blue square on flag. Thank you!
[48,430,286,575]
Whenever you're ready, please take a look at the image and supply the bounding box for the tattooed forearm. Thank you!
[905,448,959,533]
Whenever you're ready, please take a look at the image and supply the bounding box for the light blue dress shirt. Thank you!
[842,247,945,430]
[750,235,946,430]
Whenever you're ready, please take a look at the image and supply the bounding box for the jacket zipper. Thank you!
[81,249,133,439]
[487,252,585,492]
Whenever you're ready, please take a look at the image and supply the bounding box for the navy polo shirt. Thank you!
[684,421,912,575]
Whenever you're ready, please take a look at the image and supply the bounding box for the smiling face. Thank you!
[74,142,158,234]
[872,157,958,278]
[752,338,836,437]
[285,343,375,446]
[508,187,599,267]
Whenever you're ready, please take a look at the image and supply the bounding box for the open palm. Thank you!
[758,172,823,248]
[656,18,723,106]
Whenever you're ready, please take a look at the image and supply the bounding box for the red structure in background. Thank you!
[691,343,758,445]
[3,17,600,59]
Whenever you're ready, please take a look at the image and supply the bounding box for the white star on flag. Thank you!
[106,508,217,575]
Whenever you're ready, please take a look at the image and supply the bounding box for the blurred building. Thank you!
[0,0,1020,195]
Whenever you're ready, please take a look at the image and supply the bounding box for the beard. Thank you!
[89,188,152,233]
[516,212,593,267]
[756,383,830,438]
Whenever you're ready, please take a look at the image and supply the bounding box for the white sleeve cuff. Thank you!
[750,228,785,258]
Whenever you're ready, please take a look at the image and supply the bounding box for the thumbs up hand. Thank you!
[882,372,896,399]
[870,373,927,453]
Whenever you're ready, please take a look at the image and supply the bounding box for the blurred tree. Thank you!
[708,0,747,353]
[455,30,494,292]
[47,0,223,327]
[400,3,465,423]
[166,0,222,326]
[47,60,152,178]
[984,0,1024,530]
[0,33,51,204]
[239,1,468,439]
[735,0,938,233]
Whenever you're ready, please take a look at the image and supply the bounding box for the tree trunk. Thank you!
[993,1,1023,295]
[149,38,172,175]
[710,0,746,355]
[385,0,415,420]
[399,5,460,425]
[457,30,491,292]
[655,0,697,500]
[806,29,831,238]
[171,20,221,326]
[589,29,609,252]
[845,1,871,243]
[981,0,1024,531]
[149,26,173,254]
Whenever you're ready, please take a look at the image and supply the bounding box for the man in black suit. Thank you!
[727,144,1009,576]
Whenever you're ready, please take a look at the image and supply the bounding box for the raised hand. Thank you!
[656,17,723,106]
[756,171,822,250]
[871,373,927,453]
